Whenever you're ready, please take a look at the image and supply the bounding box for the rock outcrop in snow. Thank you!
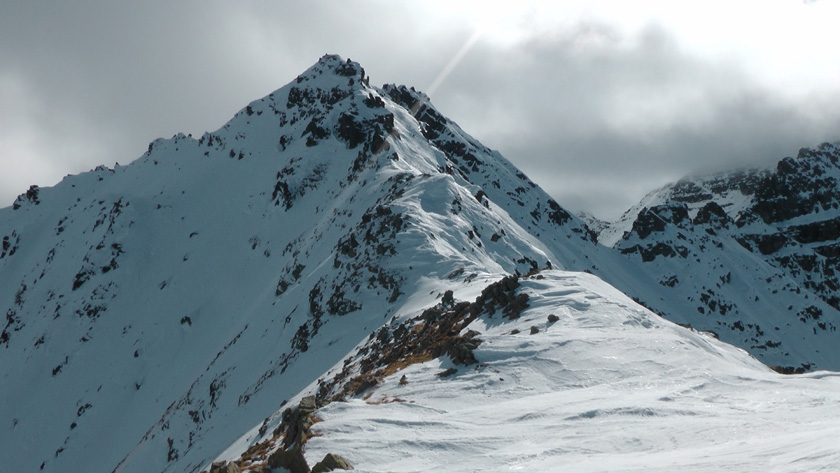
[597,142,840,372]
[211,271,840,472]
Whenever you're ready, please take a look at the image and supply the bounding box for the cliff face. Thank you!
[600,142,840,373]
[0,55,598,473]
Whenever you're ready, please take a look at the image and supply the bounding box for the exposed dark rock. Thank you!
[208,461,241,473]
[788,217,840,244]
[382,84,418,110]
[748,148,840,224]
[336,113,366,149]
[660,275,679,287]
[267,445,310,473]
[751,233,789,255]
[631,204,689,239]
[693,202,730,226]
[443,330,482,365]
[437,368,458,378]
[272,180,294,210]
[546,199,572,227]
[303,117,330,147]
[335,111,395,152]
[314,275,530,403]
[363,93,385,108]
[265,396,320,473]
[287,84,352,111]
[311,453,353,472]
[669,180,713,203]
[334,59,361,77]
[326,288,361,316]
[441,290,455,307]
[621,243,688,262]
[770,363,814,375]
[13,185,41,210]
[814,243,840,258]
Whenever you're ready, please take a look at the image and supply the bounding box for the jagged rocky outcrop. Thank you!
[201,395,352,473]
[208,274,532,471]
[313,275,527,405]
[599,142,840,372]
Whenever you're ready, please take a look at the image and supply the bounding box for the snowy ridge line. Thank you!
[203,274,529,472]
[209,271,840,472]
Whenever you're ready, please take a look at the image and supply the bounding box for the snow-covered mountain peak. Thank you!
[0,55,599,472]
[594,141,840,372]
[2,55,839,473]
[296,54,366,81]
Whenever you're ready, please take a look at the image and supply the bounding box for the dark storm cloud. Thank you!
[1,2,838,219]
[0,0,269,198]
[0,0,468,203]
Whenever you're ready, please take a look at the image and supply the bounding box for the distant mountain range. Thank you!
[595,141,840,373]
[2,55,838,472]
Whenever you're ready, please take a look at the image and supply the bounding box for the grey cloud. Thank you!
[0,0,472,203]
[425,24,840,218]
[1,3,838,220]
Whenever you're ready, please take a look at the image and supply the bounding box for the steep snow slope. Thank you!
[596,145,840,372]
[210,271,840,472]
[0,55,598,473]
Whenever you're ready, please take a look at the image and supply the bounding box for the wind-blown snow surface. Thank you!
[218,271,840,472]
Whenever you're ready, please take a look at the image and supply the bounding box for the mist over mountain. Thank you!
[595,142,840,373]
[1,55,838,472]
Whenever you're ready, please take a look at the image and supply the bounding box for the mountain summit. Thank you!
[0,54,597,472]
[1,55,839,472]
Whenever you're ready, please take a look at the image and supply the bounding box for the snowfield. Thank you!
[219,272,840,472]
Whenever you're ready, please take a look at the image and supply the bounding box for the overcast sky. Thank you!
[2,0,839,219]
